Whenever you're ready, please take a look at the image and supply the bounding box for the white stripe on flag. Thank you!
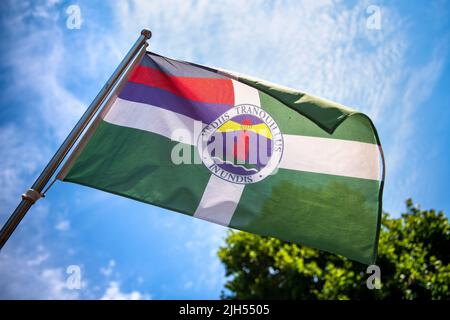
[193,174,245,226]
[279,134,380,181]
[103,97,203,145]
[193,81,261,226]
[102,94,380,181]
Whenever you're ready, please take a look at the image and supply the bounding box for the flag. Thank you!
[58,52,384,264]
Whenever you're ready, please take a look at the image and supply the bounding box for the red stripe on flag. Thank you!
[128,65,234,105]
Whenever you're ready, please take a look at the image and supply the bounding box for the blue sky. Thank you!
[0,0,449,299]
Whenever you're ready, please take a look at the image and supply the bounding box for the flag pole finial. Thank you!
[141,29,152,40]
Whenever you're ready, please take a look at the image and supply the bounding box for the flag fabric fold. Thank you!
[58,52,384,264]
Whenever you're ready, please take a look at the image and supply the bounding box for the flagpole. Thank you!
[0,29,152,250]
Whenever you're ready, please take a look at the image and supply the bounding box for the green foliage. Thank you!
[218,199,450,299]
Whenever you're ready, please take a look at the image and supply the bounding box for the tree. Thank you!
[218,199,450,299]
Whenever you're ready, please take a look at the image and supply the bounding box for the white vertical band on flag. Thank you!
[103,98,203,145]
[193,175,245,226]
[279,134,380,181]
[193,80,262,226]
[232,79,261,106]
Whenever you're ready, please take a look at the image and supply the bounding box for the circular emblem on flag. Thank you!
[197,104,284,184]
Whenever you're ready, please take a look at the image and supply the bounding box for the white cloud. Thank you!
[0,1,100,299]
[40,268,78,299]
[2,2,85,141]
[97,259,151,299]
[113,0,405,118]
[100,281,150,300]
[26,252,50,266]
[382,46,446,213]
[0,248,79,299]
[55,219,70,231]
[0,125,47,216]
[184,281,193,290]
[100,259,116,277]
[176,220,226,292]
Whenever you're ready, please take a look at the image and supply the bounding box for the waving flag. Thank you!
[57,52,384,264]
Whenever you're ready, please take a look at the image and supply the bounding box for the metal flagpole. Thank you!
[0,29,152,250]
